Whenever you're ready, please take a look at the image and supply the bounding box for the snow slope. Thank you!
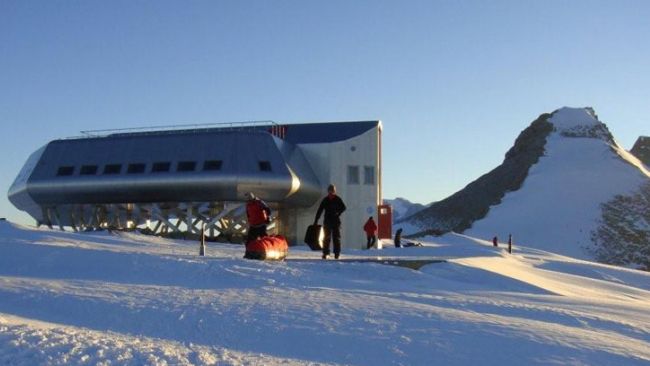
[466,107,650,259]
[1,220,650,365]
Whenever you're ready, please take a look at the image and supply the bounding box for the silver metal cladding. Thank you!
[9,130,322,224]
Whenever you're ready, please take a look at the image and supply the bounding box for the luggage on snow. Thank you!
[304,224,323,251]
[401,241,423,248]
[244,235,289,260]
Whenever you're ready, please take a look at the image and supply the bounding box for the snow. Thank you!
[548,107,600,130]
[1,221,650,365]
[613,141,650,176]
[466,108,650,259]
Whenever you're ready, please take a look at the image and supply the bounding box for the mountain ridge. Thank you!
[383,197,427,222]
[402,110,554,234]
[631,136,650,167]
[403,107,650,267]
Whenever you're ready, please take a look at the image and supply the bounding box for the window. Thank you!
[152,162,171,173]
[203,160,223,171]
[127,163,146,174]
[347,165,360,184]
[364,166,375,185]
[56,166,74,176]
[103,164,122,175]
[80,165,98,175]
[258,161,272,172]
[177,161,196,172]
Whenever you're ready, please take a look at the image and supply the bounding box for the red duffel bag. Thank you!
[244,235,289,260]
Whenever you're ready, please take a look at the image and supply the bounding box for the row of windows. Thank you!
[56,160,273,177]
[347,165,375,185]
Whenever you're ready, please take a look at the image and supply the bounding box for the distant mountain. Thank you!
[631,136,650,166]
[403,110,555,235]
[403,107,650,268]
[383,197,426,222]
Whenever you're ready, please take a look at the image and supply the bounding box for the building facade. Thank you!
[8,121,384,250]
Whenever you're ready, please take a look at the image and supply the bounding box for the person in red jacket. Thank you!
[363,216,378,249]
[245,192,271,243]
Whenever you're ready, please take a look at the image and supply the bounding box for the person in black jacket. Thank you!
[314,184,346,259]
[394,228,403,248]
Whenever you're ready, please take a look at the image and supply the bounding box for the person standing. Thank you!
[394,228,403,248]
[363,216,378,249]
[508,234,513,254]
[314,184,346,259]
[245,192,271,243]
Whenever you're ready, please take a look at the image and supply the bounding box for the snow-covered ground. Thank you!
[1,221,649,365]
[467,107,650,259]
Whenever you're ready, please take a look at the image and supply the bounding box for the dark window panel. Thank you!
[127,163,146,174]
[152,162,171,173]
[103,164,122,175]
[258,161,272,172]
[80,165,98,175]
[364,166,375,185]
[203,160,223,171]
[177,161,196,172]
[347,165,360,184]
[56,166,75,176]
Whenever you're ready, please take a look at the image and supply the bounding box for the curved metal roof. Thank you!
[9,131,321,211]
[78,120,380,144]
[8,120,381,225]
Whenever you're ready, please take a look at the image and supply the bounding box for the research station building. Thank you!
[8,121,391,249]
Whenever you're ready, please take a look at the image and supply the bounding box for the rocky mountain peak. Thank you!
[403,111,554,235]
[631,136,650,166]
[403,107,633,238]
[384,197,426,221]
[549,107,615,143]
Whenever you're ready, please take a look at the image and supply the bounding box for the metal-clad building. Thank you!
[9,121,384,248]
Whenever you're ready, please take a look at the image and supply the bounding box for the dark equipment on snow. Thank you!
[244,235,289,260]
[304,224,323,251]
[394,228,403,248]
[393,228,421,248]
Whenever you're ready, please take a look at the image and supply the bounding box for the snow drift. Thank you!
[1,220,650,365]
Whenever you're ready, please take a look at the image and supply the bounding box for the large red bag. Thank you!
[244,235,289,260]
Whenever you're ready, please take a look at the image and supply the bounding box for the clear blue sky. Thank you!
[2,0,649,225]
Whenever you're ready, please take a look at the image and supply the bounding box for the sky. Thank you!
[1,0,649,225]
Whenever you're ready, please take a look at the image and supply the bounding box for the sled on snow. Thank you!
[244,235,289,260]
